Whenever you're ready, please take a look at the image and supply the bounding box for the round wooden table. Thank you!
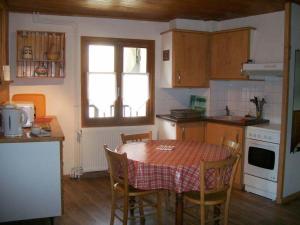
[116,140,230,225]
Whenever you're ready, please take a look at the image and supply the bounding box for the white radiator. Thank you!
[80,126,155,172]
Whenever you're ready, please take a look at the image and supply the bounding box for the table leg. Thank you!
[175,193,183,225]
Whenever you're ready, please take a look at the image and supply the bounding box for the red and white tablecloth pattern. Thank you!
[116,140,231,193]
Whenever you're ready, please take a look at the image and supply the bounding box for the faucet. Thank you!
[225,105,230,116]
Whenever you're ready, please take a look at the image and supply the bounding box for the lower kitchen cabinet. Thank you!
[0,141,63,222]
[157,118,205,142]
[176,122,205,141]
[206,122,245,189]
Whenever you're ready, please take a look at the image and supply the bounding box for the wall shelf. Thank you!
[16,30,65,78]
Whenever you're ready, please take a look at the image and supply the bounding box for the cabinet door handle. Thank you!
[181,127,185,140]
[177,72,181,83]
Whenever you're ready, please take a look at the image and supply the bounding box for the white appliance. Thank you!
[14,102,35,127]
[242,63,283,76]
[244,124,281,200]
[0,104,27,137]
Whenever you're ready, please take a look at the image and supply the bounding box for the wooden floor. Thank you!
[3,176,300,225]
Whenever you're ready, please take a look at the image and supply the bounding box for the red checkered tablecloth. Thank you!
[116,140,231,193]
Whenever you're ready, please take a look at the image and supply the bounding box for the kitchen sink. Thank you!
[211,115,244,121]
[210,115,256,122]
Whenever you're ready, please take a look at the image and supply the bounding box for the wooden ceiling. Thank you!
[4,0,292,22]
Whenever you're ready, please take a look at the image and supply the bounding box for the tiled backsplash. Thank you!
[156,88,210,114]
[209,77,283,124]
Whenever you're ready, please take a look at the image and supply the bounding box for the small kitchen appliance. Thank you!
[14,102,35,127]
[244,123,281,200]
[0,104,27,137]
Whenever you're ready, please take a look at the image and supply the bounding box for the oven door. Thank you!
[244,138,279,182]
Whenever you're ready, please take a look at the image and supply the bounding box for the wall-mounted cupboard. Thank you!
[210,27,254,80]
[160,27,254,86]
[160,29,209,88]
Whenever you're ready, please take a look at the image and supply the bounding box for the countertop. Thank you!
[0,116,65,143]
[156,114,269,126]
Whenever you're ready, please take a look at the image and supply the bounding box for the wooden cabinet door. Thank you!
[206,122,243,144]
[157,119,177,140]
[0,1,9,103]
[176,122,205,142]
[205,122,244,189]
[210,29,251,80]
[173,31,209,87]
[0,0,8,82]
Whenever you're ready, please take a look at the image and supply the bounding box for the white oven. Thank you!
[244,124,281,200]
[245,138,279,182]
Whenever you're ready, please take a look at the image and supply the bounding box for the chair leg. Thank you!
[110,192,116,225]
[138,197,145,225]
[129,196,135,216]
[224,201,230,225]
[50,217,54,225]
[156,192,162,225]
[214,205,221,225]
[200,205,205,225]
[123,196,129,225]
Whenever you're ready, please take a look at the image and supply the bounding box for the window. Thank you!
[81,37,155,127]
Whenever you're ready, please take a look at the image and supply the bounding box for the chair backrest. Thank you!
[222,139,241,155]
[104,145,129,192]
[120,131,152,144]
[12,94,46,118]
[200,154,240,203]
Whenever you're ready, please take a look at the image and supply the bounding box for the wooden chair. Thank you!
[104,145,162,225]
[12,93,46,118]
[222,139,241,156]
[183,154,240,225]
[120,131,152,144]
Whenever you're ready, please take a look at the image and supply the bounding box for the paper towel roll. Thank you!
[3,65,10,81]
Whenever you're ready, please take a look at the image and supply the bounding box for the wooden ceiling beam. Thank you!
[6,0,286,21]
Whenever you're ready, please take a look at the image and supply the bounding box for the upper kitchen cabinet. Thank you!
[210,27,254,80]
[161,29,209,88]
[16,30,65,79]
[0,0,8,82]
[0,0,9,104]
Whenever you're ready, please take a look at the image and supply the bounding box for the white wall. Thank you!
[9,13,208,174]
[283,3,300,197]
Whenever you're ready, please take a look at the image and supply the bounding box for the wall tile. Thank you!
[209,78,283,124]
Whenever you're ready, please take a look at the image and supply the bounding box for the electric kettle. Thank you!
[0,104,27,137]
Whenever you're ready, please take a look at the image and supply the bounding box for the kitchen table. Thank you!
[116,140,230,225]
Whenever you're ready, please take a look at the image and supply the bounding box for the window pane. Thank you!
[88,73,116,118]
[122,73,149,117]
[123,47,147,73]
[89,45,114,72]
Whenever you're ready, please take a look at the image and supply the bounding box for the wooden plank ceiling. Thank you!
[5,0,290,21]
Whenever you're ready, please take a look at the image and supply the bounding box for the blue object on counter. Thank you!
[190,95,206,116]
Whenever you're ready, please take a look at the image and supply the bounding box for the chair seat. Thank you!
[114,183,159,196]
[184,190,227,206]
